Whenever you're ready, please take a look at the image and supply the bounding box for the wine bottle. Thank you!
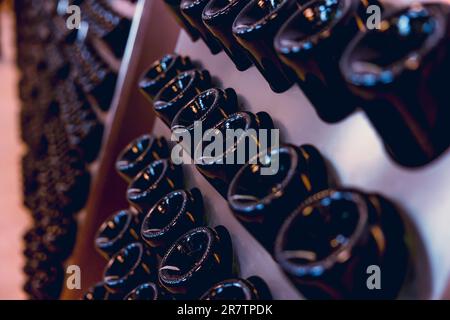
[141,188,204,255]
[153,69,212,127]
[116,135,169,183]
[275,188,410,299]
[340,3,450,167]
[232,0,300,93]
[227,144,336,252]
[202,0,253,71]
[158,226,233,298]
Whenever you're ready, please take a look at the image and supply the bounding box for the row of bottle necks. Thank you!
[86,121,411,299]
[159,0,450,168]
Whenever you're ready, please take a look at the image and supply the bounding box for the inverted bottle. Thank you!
[202,0,253,71]
[180,0,223,54]
[126,159,184,212]
[195,111,275,197]
[275,188,410,299]
[94,209,141,260]
[153,69,212,127]
[232,0,301,93]
[340,3,450,167]
[140,54,194,101]
[275,0,381,123]
[140,188,205,255]
[171,87,239,158]
[116,134,169,183]
[103,242,158,297]
[227,144,337,252]
[158,226,234,298]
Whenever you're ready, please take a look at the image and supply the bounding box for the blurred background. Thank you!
[0,0,28,299]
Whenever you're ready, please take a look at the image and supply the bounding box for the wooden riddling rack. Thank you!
[62,0,450,299]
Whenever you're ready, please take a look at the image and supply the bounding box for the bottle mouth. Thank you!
[200,278,254,300]
[141,54,176,85]
[127,159,168,200]
[341,3,445,87]
[154,70,197,109]
[203,0,245,20]
[125,282,158,300]
[227,145,298,214]
[104,242,144,288]
[195,112,255,165]
[141,190,188,240]
[159,227,214,284]
[275,189,368,277]
[95,210,133,250]
[171,88,223,131]
[275,0,347,54]
[116,134,153,173]
[233,0,293,35]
